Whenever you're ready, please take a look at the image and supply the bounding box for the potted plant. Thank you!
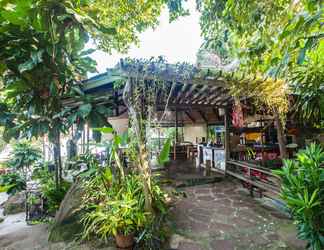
[107,197,148,249]
[81,173,149,249]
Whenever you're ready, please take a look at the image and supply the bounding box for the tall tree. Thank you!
[197,0,324,157]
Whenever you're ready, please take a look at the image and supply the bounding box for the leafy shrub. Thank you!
[135,180,170,250]
[33,167,71,214]
[274,143,324,250]
[0,172,26,195]
[81,170,147,239]
[81,168,169,247]
[41,178,71,214]
[69,153,101,179]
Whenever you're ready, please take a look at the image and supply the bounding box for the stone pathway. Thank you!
[169,179,306,250]
[0,160,306,250]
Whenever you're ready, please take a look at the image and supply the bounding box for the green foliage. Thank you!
[81,168,169,245]
[290,47,324,126]
[70,152,101,179]
[197,0,324,124]
[81,170,146,239]
[0,127,7,152]
[93,127,127,179]
[273,144,324,250]
[33,167,71,213]
[0,0,189,143]
[157,137,172,165]
[0,172,26,195]
[41,177,71,214]
[0,185,9,193]
[198,0,323,74]
[7,142,41,175]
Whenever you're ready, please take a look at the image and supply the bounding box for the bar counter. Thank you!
[197,144,226,171]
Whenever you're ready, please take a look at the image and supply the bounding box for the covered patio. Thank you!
[64,60,286,199]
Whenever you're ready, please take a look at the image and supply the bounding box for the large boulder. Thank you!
[49,180,84,242]
[2,192,25,215]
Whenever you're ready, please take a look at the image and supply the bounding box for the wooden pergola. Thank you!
[63,61,282,198]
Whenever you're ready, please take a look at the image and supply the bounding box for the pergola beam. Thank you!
[185,111,196,123]
[156,103,227,110]
[178,84,197,104]
[198,110,208,123]
[212,108,220,121]
[200,87,224,105]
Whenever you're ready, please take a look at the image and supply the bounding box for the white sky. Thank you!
[88,1,202,76]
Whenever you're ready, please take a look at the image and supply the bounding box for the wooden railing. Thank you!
[227,160,281,197]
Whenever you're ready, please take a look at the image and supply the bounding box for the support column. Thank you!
[174,109,178,160]
[224,107,230,175]
[274,111,287,159]
[175,109,179,143]
[205,159,211,176]
[86,123,90,153]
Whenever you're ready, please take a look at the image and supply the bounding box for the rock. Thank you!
[48,180,84,242]
[169,234,193,249]
[0,217,4,223]
[2,192,25,215]
[277,223,307,250]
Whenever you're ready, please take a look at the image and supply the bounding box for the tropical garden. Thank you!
[0,0,323,250]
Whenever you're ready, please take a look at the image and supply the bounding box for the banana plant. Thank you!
[93,127,127,180]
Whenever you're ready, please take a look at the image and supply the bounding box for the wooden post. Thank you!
[175,109,179,143]
[114,91,119,116]
[224,107,230,175]
[274,111,287,159]
[174,109,178,160]
[86,123,90,153]
[205,159,211,176]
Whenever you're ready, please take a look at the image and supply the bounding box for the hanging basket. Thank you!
[232,102,244,128]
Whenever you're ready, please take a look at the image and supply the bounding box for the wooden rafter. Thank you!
[179,84,197,104]
[157,103,226,110]
[214,96,233,106]
[212,108,220,121]
[185,111,196,123]
[193,86,220,104]
[210,90,231,105]
[198,110,208,123]
[188,85,209,104]
[172,83,187,103]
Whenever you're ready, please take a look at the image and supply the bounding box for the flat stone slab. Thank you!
[171,178,305,250]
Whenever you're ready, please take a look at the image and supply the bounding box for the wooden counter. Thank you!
[197,144,226,172]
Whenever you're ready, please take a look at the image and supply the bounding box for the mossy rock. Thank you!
[0,217,4,223]
[2,192,25,215]
[48,214,83,242]
[48,180,84,242]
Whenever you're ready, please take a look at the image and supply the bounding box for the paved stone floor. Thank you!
[169,179,306,250]
[163,160,306,250]
[0,160,306,250]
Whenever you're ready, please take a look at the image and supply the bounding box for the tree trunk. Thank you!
[274,111,287,159]
[224,107,230,174]
[138,143,153,213]
[52,129,62,189]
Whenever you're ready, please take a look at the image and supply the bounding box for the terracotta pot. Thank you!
[115,233,134,249]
